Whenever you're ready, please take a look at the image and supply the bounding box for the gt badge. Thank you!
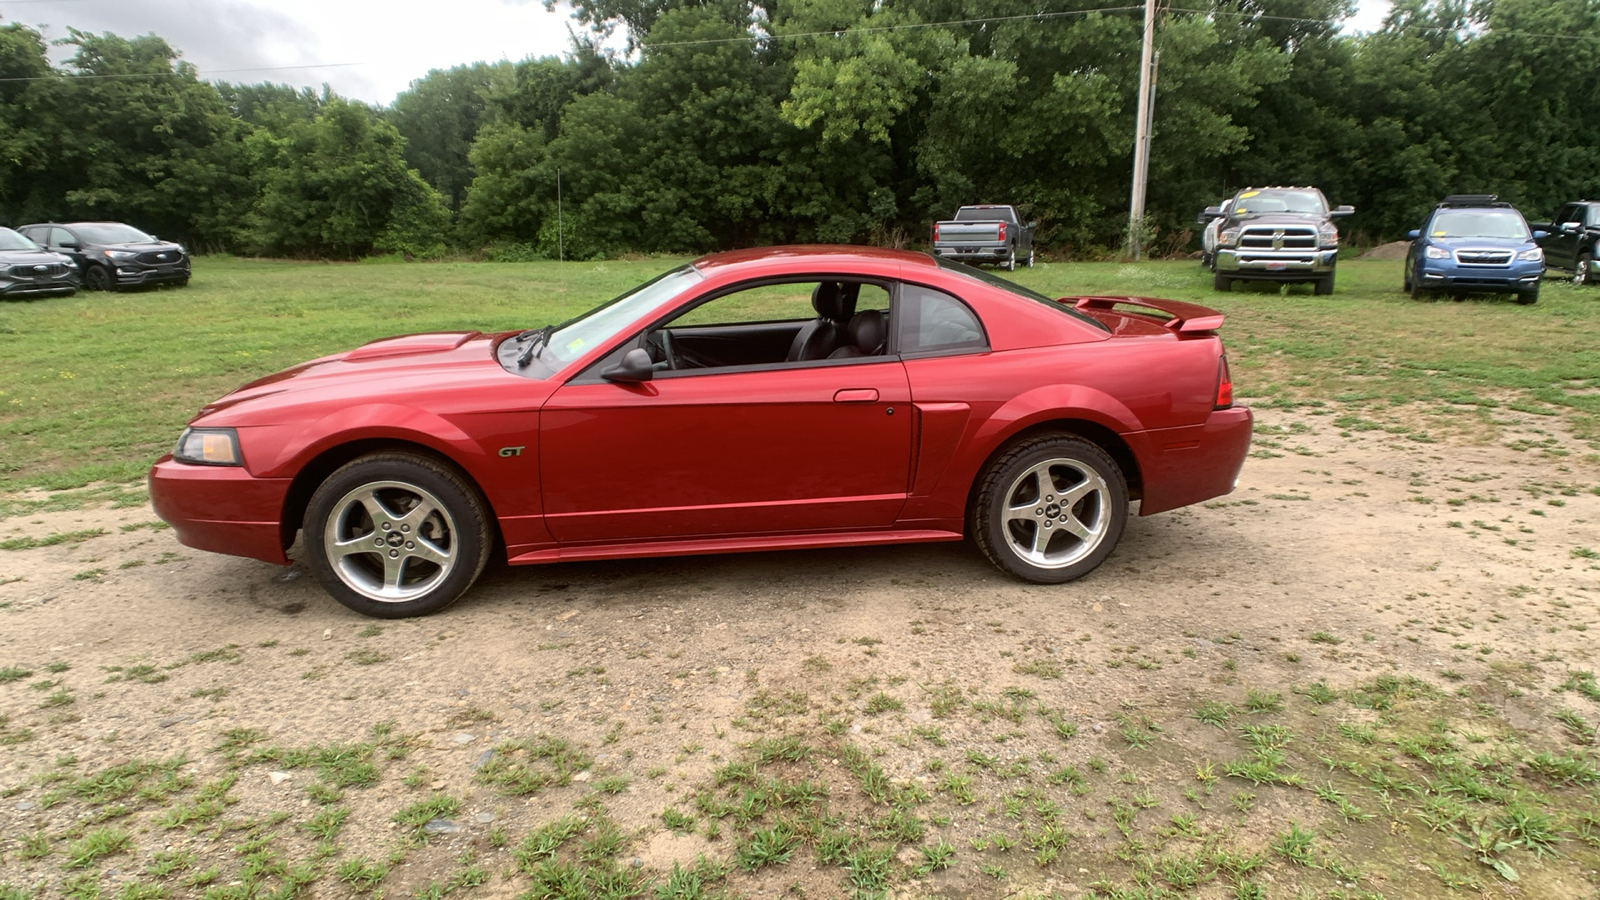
[498,446,525,458]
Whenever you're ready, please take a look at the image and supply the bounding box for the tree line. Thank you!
[1,0,1596,260]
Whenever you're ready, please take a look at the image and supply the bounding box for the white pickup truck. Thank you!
[931,205,1035,270]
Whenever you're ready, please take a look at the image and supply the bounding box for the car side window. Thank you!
[50,227,76,247]
[897,284,988,357]
[1587,205,1600,228]
[644,279,892,373]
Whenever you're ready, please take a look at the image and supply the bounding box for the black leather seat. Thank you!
[786,282,855,361]
[828,309,887,359]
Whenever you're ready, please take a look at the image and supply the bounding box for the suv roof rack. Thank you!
[1438,194,1511,209]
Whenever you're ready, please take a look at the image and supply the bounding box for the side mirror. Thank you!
[1533,230,1549,240]
[1201,205,1224,220]
[1330,205,1355,218]
[59,241,81,250]
[1562,221,1583,232]
[1407,230,1420,240]
[601,348,654,383]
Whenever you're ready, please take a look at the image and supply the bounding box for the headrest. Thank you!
[847,309,885,352]
[812,282,846,319]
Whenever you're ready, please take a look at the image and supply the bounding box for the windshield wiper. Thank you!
[515,325,555,367]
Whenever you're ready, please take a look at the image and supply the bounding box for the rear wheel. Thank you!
[1004,254,1017,271]
[1213,272,1232,292]
[972,434,1128,584]
[1574,252,1592,286]
[304,452,492,618]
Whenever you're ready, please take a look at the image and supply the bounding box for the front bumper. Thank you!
[149,456,293,565]
[1418,262,1543,293]
[112,264,191,287]
[0,279,77,297]
[1215,249,1337,280]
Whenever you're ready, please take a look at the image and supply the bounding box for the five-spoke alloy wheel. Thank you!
[304,453,491,618]
[973,434,1128,583]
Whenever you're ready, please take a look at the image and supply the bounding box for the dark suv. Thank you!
[1201,186,1353,294]
[0,226,79,298]
[17,222,190,291]
[1532,200,1600,286]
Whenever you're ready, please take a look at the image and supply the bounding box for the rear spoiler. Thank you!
[1063,295,1226,334]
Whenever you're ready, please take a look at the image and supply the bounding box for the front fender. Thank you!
[249,404,494,480]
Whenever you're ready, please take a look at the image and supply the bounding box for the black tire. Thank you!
[1213,272,1232,292]
[1314,272,1334,295]
[84,264,113,292]
[972,434,1128,584]
[1407,271,1431,301]
[1516,287,1539,305]
[1574,252,1591,286]
[303,452,492,618]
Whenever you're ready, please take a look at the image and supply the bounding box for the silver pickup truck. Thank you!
[931,205,1035,270]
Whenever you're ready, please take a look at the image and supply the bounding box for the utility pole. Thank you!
[1126,0,1159,260]
[557,169,564,264]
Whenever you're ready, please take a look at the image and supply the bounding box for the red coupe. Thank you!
[150,247,1251,617]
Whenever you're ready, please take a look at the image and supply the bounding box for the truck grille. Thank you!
[8,263,71,279]
[1239,226,1317,251]
[1454,249,1513,266]
[136,250,184,265]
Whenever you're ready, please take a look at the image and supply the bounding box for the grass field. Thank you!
[1,255,1598,493]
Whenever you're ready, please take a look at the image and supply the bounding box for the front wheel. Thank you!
[1516,287,1539,305]
[1213,272,1232,292]
[84,265,114,292]
[304,452,492,618]
[972,434,1128,584]
[1314,272,1335,295]
[1574,252,1592,286]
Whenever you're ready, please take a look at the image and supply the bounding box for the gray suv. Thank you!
[1201,187,1353,294]
[18,222,190,292]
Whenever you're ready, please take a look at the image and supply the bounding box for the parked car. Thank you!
[1197,196,1232,269]
[0,227,79,298]
[150,246,1253,618]
[16,222,189,291]
[1531,200,1600,285]
[1404,195,1546,304]
[931,205,1035,270]
[1201,186,1352,294]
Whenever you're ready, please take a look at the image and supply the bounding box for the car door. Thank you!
[44,227,87,270]
[1548,204,1581,270]
[538,279,912,545]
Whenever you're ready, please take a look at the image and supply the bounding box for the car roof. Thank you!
[692,244,939,276]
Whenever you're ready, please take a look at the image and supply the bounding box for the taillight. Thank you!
[1215,355,1234,409]
[996,222,1007,241]
[933,223,941,241]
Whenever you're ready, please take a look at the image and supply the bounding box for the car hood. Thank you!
[0,249,70,265]
[196,331,508,419]
[1424,236,1536,250]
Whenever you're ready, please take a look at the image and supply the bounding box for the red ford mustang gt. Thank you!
[150,247,1251,618]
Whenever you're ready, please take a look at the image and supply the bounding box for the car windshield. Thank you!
[0,228,39,252]
[1430,210,1530,240]
[74,223,157,244]
[1231,190,1325,217]
[934,258,1109,332]
[540,265,705,366]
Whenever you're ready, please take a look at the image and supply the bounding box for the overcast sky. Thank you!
[0,0,1392,107]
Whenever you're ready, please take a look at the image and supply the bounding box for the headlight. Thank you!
[1425,246,1450,259]
[1318,223,1339,247]
[106,250,137,260]
[1218,228,1240,248]
[1516,247,1544,262]
[172,427,241,466]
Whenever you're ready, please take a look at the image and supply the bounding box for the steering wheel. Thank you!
[644,329,678,370]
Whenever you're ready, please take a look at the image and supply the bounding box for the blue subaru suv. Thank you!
[1404,195,1546,304]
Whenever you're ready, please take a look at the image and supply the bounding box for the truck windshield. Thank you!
[1232,190,1325,217]
[1430,211,1531,240]
[934,258,1108,332]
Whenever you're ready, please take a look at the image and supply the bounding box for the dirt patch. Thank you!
[2,409,1598,898]
[1356,241,1411,261]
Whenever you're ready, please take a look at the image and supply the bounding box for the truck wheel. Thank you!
[1213,273,1232,292]
[1314,273,1334,295]
[1575,252,1592,286]
[1004,255,1016,271]
[1026,251,1035,268]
